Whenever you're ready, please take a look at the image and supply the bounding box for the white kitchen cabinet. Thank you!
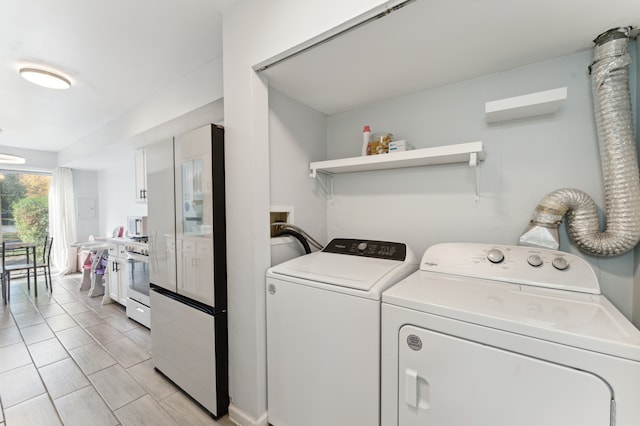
[135,148,148,203]
[107,244,129,305]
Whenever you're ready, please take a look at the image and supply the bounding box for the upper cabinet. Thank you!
[135,148,148,203]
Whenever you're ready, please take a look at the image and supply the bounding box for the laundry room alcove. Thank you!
[257,0,640,321]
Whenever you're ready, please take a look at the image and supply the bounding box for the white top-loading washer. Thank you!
[266,238,418,426]
[381,243,640,426]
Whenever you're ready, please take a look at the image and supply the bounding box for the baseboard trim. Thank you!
[228,404,269,426]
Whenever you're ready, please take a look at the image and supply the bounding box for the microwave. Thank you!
[127,216,148,238]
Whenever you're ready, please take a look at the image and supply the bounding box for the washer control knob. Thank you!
[357,242,368,251]
[527,255,543,267]
[552,257,569,270]
[487,249,505,264]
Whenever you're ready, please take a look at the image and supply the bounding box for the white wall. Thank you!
[72,170,100,242]
[97,153,147,237]
[269,89,327,244]
[0,147,57,173]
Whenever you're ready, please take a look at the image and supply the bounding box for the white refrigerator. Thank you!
[147,124,228,418]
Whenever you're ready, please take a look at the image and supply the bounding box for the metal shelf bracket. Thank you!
[469,152,480,203]
[310,168,334,200]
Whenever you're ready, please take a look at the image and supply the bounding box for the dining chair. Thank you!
[1,241,39,300]
[36,237,54,292]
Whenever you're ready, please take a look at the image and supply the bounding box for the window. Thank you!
[0,171,51,243]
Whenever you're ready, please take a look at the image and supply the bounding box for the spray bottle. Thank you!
[362,125,371,156]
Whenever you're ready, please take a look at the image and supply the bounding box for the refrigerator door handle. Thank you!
[150,285,216,315]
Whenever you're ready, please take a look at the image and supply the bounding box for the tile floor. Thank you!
[0,273,235,426]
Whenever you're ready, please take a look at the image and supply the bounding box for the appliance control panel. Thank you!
[322,238,407,261]
[124,240,149,256]
[420,243,600,294]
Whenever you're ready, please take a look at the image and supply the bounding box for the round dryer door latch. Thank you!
[268,284,276,295]
[407,334,422,351]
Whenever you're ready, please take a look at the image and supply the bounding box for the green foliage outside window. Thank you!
[0,173,50,243]
[13,197,49,247]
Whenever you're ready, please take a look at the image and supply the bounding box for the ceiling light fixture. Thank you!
[19,67,71,90]
[0,154,26,164]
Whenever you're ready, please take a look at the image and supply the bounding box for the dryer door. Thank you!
[398,325,612,426]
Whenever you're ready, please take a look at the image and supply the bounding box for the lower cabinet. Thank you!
[107,244,129,305]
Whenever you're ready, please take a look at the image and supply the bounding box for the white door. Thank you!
[118,258,129,304]
[398,325,612,426]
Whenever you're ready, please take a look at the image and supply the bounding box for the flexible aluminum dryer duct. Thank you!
[519,27,640,256]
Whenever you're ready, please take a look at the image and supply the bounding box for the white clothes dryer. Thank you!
[381,243,640,426]
[266,238,418,426]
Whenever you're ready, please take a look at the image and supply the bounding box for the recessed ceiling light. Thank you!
[19,67,71,90]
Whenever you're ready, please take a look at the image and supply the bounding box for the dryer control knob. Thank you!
[552,257,569,270]
[487,249,505,264]
[357,242,368,251]
[527,254,543,267]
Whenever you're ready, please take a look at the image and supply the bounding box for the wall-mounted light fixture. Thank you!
[20,67,71,90]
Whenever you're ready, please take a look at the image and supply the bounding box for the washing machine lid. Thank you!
[268,239,417,294]
[383,271,640,362]
[269,251,404,292]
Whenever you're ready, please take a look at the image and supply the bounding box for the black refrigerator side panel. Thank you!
[215,311,229,414]
[211,124,227,312]
[211,125,228,414]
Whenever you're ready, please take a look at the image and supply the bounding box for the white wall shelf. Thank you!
[485,87,567,123]
[310,141,485,201]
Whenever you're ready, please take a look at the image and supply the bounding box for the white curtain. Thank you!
[49,167,77,275]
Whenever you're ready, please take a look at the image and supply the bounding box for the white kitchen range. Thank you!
[104,232,151,328]
[123,238,150,327]
[381,243,640,426]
